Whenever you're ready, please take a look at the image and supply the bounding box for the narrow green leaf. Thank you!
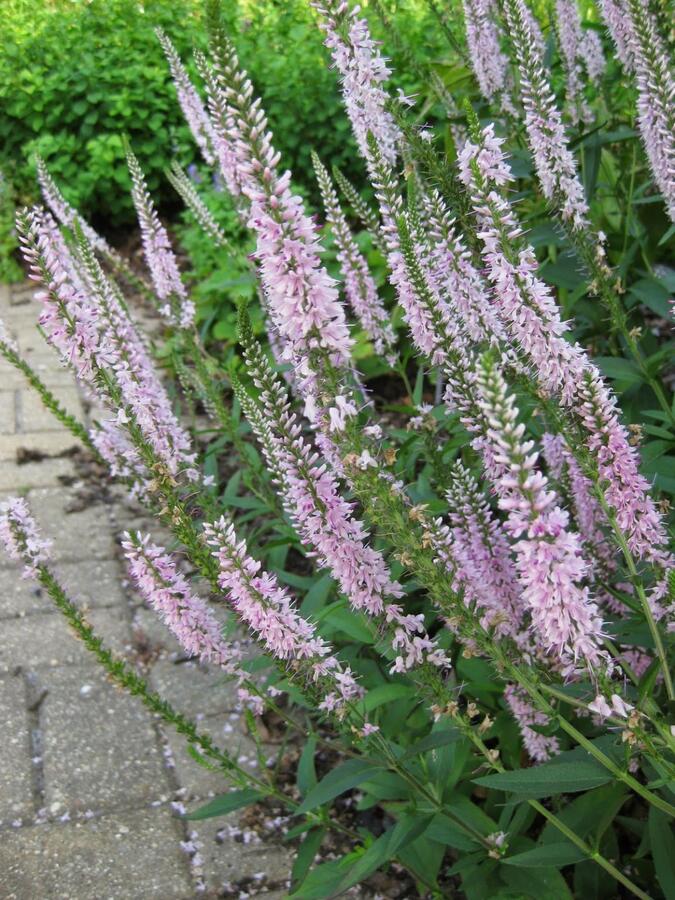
[473,761,611,798]
[401,726,462,760]
[502,842,587,867]
[185,788,263,820]
[291,827,326,893]
[295,759,380,815]
[649,807,675,900]
[297,735,318,797]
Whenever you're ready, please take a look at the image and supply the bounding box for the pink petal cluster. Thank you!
[197,38,352,395]
[475,356,605,672]
[18,207,198,482]
[542,434,617,585]
[314,1,401,171]
[597,0,634,67]
[616,0,675,223]
[240,349,449,674]
[458,126,671,579]
[204,517,362,716]
[462,0,513,110]
[501,0,590,230]
[126,147,195,329]
[421,189,510,347]
[504,684,560,761]
[123,531,245,679]
[445,462,525,639]
[555,0,605,123]
[156,29,216,166]
[36,157,115,259]
[313,152,397,364]
[0,497,52,578]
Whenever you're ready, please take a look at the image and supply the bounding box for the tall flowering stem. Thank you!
[312,152,397,365]
[555,0,605,123]
[17,207,198,484]
[165,161,231,249]
[458,124,673,589]
[462,0,514,111]
[0,498,52,578]
[500,0,591,231]
[475,354,606,674]
[125,144,195,329]
[331,165,387,255]
[35,157,146,292]
[204,518,362,717]
[198,25,352,402]
[610,0,675,223]
[156,28,216,166]
[237,338,450,676]
[504,685,560,762]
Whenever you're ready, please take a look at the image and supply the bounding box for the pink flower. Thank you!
[462,0,514,110]
[126,146,194,329]
[204,517,362,716]
[501,0,590,230]
[0,497,52,578]
[475,355,606,672]
[313,152,397,364]
[156,29,216,166]
[504,685,560,762]
[123,531,245,679]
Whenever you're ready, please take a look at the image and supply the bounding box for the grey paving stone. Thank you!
[0,390,16,434]
[17,386,84,434]
[189,815,291,897]
[0,807,194,899]
[162,712,262,801]
[41,665,172,813]
[0,559,128,618]
[0,458,78,492]
[0,675,34,824]
[150,656,240,719]
[24,487,116,561]
[0,432,80,463]
[0,607,133,672]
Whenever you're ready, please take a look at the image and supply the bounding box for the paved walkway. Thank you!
[0,283,290,899]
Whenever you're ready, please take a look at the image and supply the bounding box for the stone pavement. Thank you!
[0,283,291,899]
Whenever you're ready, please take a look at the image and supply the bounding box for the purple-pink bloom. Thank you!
[123,531,245,678]
[126,147,195,329]
[475,355,606,673]
[156,29,216,166]
[504,684,560,761]
[555,0,605,123]
[501,0,590,230]
[0,497,52,578]
[462,0,514,110]
[313,152,397,365]
[204,517,362,716]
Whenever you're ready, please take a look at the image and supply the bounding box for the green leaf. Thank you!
[297,735,318,798]
[629,277,673,317]
[294,759,380,815]
[502,865,574,899]
[596,357,643,385]
[325,606,374,643]
[185,788,263,820]
[291,827,326,893]
[401,726,462,760]
[502,842,587,867]
[649,807,675,900]
[473,761,611,798]
[362,682,413,712]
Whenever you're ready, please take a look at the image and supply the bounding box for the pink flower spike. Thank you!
[0,497,52,578]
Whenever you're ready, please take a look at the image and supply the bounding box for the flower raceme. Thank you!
[156,28,217,167]
[475,355,606,673]
[458,125,672,583]
[500,0,590,231]
[204,517,363,716]
[196,30,353,398]
[0,498,52,579]
[312,152,398,366]
[237,333,449,675]
[17,206,199,484]
[462,0,513,111]
[125,145,195,329]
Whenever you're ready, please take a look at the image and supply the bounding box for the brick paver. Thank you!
[0,283,291,898]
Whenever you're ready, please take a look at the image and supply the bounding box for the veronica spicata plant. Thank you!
[2,0,673,896]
